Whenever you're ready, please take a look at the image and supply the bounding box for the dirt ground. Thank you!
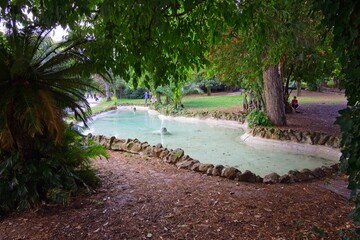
[282,90,346,136]
[0,90,353,240]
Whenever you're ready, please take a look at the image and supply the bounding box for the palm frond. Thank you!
[0,26,96,154]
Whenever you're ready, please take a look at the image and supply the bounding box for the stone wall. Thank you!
[90,134,340,184]
[155,107,340,148]
[156,108,247,123]
[250,127,340,149]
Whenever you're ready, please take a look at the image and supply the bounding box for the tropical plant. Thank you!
[0,26,93,159]
[0,26,107,212]
[157,81,204,110]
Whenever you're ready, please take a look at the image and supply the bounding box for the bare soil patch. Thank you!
[0,89,352,239]
[282,90,346,136]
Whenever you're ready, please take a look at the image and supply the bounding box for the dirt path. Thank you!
[283,88,345,136]
[0,152,353,239]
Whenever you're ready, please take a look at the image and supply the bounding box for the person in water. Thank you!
[160,127,167,133]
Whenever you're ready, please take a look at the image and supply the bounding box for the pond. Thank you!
[84,107,338,177]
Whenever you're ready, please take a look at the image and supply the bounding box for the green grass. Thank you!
[182,94,243,109]
[289,94,346,104]
[91,97,144,114]
[90,91,346,114]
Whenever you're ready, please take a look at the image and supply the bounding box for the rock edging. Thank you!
[250,127,340,149]
[154,107,340,148]
[90,134,340,184]
[156,108,247,123]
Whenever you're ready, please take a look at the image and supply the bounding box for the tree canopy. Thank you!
[4,1,240,86]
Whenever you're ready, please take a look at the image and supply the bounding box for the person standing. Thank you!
[144,91,149,104]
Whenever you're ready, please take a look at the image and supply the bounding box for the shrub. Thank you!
[0,127,108,213]
[246,109,273,128]
[123,87,147,99]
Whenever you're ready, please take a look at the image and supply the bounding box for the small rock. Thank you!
[190,162,201,171]
[238,170,257,182]
[312,167,326,178]
[263,172,280,184]
[198,163,214,173]
[212,165,224,176]
[221,167,239,179]
[279,174,295,183]
[176,160,198,170]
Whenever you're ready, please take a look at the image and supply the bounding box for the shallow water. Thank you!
[84,108,337,177]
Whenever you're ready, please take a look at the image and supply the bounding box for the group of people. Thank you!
[144,91,155,104]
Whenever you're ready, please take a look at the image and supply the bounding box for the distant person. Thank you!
[133,107,136,112]
[291,96,299,113]
[144,91,149,104]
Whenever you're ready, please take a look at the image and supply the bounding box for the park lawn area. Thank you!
[91,94,244,113]
[91,97,144,113]
[289,90,346,104]
[91,90,346,114]
[182,94,243,110]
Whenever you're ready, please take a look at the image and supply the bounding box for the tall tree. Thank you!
[210,0,333,125]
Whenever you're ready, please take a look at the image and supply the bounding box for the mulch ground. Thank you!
[0,90,354,240]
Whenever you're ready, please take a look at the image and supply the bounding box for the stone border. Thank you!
[250,127,340,149]
[156,108,247,123]
[89,134,340,184]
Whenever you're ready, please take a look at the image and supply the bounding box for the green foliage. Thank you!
[0,26,95,158]
[0,23,104,214]
[0,127,108,213]
[123,87,147,99]
[246,110,273,128]
[318,0,360,234]
[157,81,204,109]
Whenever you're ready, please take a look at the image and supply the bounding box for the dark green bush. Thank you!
[0,127,108,213]
[246,109,273,128]
[123,87,147,99]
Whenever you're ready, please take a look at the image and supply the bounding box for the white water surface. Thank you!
[84,108,338,177]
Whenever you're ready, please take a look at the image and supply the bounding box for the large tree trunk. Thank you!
[206,85,211,96]
[296,81,302,96]
[263,64,286,126]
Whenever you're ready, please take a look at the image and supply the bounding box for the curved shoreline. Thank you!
[147,106,341,162]
[92,105,341,162]
[88,105,341,183]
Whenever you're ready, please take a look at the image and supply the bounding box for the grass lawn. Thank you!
[91,90,346,113]
[289,91,346,105]
[182,94,243,110]
[91,97,144,113]
[91,94,244,114]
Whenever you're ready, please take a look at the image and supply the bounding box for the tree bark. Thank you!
[206,85,211,96]
[263,64,286,126]
[296,81,302,96]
